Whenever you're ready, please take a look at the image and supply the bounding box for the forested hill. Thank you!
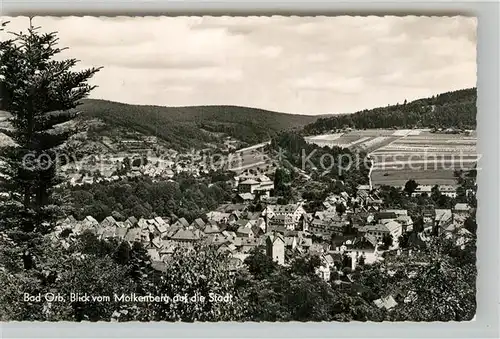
[303,88,477,135]
[79,99,322,149]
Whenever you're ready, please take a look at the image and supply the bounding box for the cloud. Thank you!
[0,15,476,115]
[291,75,365,94]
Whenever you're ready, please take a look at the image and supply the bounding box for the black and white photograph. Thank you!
[0,15,477,322]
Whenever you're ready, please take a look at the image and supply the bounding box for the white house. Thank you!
[266,232,285,265]
[360,220,402,243]
[265,203,306,224]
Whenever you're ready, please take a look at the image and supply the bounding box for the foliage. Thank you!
[377,185,454,221]
[404,179,419,196]
[0,23,100,236]
[380,234,393,250]
[336,202,346,216]
[384,238,476,321]
[78,99,319,151]
[303,88,476,134]
[243,246,279,280]
[123,244,249,322]
[273,167,294,200]
[0,22,478,324]
[239,250,385,321]
[270,131,371,195]
[0,233,137,321]
[67,175,231,222]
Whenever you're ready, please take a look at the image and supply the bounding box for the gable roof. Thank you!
[155,222,168,234]
[171,229,200,241]
[237,226,252,235]
[101,226,117,238]
[246,212,261,220]
[251,224,263,237]
[137,218,149,229]
[267,203,302,214]
[216,203,246,213]
[241,237,261,247]
[435,209,452,222]
[385,220,402,233]
[147,249,161,262]
[396,215,413,225]
[266,232,285,245]
[191,218,206,229]
[176,217,190,227]
[124,228,141,243]
[222,230,236,239]
[236,218,251,227]
[84,215,98,225]
[204,223,221,234]
[164,225,182,238]
[205,233,228,246]
[347,235,377,250]
[60,215,77,225]
[240,179,260,185]
[238,193,255,201]
[206,211,230,222]
[257,174,271,181]
[115,227,128,239]
[154,216,166,225]
[361,224,390,233]
[375,211,397,220]
[444,222,473,236]
[102,215,117,224]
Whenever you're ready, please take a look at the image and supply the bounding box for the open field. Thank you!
[305,129,477,187]
[370,169,466,187]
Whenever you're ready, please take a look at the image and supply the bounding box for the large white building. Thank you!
[264,203,307,231]
[237,175,274,197]
[360,220,402,243]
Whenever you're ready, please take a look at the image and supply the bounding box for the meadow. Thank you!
[305,129,477,187]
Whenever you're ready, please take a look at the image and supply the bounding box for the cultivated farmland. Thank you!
[305,129,477,187]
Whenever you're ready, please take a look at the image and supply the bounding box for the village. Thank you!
[49,132,477,294]
[61,133,272,187]
[0,15,485,327]
[52,159,475,290]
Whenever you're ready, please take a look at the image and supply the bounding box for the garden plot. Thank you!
[365,130,478,187]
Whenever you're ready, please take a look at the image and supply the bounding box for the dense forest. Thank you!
[79,99,321,150]
[270,131,371,196]
[67,173,232,222]
[78,88,476,150]
[303,88,477,134]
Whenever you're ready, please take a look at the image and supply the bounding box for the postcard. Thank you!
[0,15,477,322]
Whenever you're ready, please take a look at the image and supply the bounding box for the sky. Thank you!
[1,16,477,115]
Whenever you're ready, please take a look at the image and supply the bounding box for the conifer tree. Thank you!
[0,20,101,238]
